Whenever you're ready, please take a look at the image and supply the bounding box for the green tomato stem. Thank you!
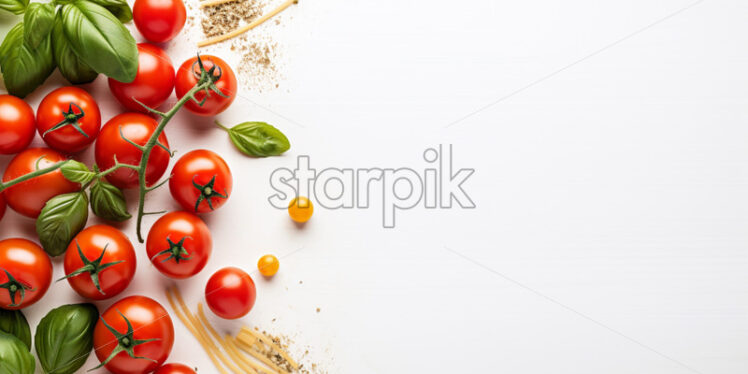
[0,162,64,193]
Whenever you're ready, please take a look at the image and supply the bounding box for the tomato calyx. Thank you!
[152,236,192,264]
[191,174,227,212]
[92,310,160,370]
[59,241,124,295]
[43,103,89,138]
[190,55,230,106]
[0,268,35,307]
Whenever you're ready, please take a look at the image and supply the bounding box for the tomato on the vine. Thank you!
[95,113,171,189]
[154,363,196,374]
[175,55,237,116]
[0,238,52,310]
[169,150,232,213]
[133,0,186,43]
[93,296,175,374]
[109,43,175,113]
[146,211,212,279]
[0,94,35,154]
[61,225,137,300]
[205,267,256,320]
[36,86,101,153]
[2,147,79,218]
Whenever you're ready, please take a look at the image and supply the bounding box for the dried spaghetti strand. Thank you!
[196,304,259,374]
[240,327,300,370]
[200,0,239,8]
[227,337,284,374]
[172,287,243,374]
[198,0,298,47]
[166,288,230,374]
[235,334,290,374]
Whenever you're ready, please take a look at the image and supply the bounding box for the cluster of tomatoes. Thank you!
[0,10,288,371]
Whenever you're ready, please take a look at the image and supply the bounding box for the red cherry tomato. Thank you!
[205,267,256,320]
[175,55,237,116]
[0,94,35,154]
[0,193,6,222]
[94,296,175,374]
[2,147,79,218]
[95,113,171,189]
[0,238,52,310]
[155,363,196,374]
[146,211,212,279]
[133,0,186,43]
[62,225,137,300]
[36,86,101,153]
[169,150,232,213]
[109,43,175,113]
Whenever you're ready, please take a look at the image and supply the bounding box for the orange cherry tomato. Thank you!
[257,254,279,277]
[288,196,313,223]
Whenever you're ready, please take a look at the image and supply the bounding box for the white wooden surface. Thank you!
[1,0,747,372]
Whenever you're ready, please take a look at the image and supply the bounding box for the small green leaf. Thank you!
[0,332,34,374]
[0,0,27,15]
[35,304,98,374]
[51,15,98,85]
[220,121,291,157]
[60,1,138,83]
[85,0,132,23]
[0,22,55,98]
[36,192,89,257]
[23,3,55,48]
[0,310,31,351]
[60,160,95,184]
[90,181,131,222]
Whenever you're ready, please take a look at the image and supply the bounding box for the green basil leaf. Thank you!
[0,310,30,351]
[0,332,34,374]
[90,180,131,221]
[35,304,98,374]
[0,0,27,15]
[60,160,94,184]
[36,192,89,257]
[52,15,98,84]
[221,121,291,157]
[60,1,137,83]
[85,0,132,23]
[23,3,55,48]
[0,22,55,98]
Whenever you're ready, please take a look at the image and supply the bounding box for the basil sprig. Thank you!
[218,121,291,157]
[0,0,137,97]
[90,180,131,222]
[36,192,89,257]
[35,304,98,374]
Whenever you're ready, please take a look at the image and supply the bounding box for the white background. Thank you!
[1,0,747,372]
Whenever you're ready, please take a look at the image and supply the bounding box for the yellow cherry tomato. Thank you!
[257,254,280,277]
[288,196,313,223]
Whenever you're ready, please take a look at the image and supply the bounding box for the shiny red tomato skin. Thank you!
[63,225,137,300]
[0,239,52,310]
[0,193,5,222]
[2,148,79,218]
[154,363,197,374]
[205,267,256,320]
[146,211,212,279]
[95,113,171,189]
[169,150,232,213]
[175,55,237,116]
[94,296,175,374]
[0,95,35,154]
[36,86,101,153]
[133,0,186,43]
[109,44,175,113]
